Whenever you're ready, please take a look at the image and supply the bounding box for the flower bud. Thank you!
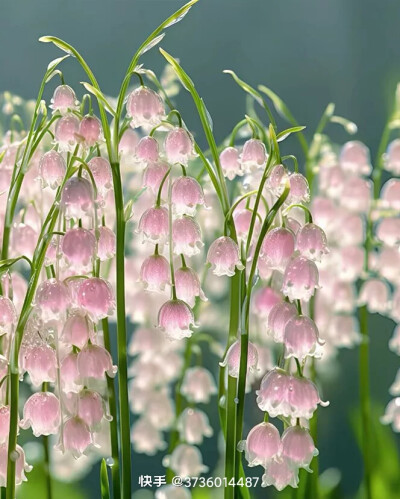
[181,367,217,403]
[220,339,258,378]
[207,236,244,277]
[158,299,194,340]
[164,128,195,165]
[38,150,66,189]
[260,228,295,272]
[172,217,203,257]
[138,206,169,244]
[171,176,205,216]
[281,426,319,471]
[296,223,328,262]
[20,392,60,437]
[241,139,267,172]
[61,177,94,219]
[50,85,78,113]
[220,147,242,180]
[237,422,281,467]
[140,254,170,292]
[77,277,115,321]
[54,115,80,152]
[282,256,319,302]
[127,87,165,128]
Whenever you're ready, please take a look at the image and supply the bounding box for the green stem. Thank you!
[43,434,52,499]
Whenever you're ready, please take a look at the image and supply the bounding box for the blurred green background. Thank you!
[2,0,400,497]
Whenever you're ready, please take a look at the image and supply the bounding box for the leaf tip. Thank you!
[39,36,51,43]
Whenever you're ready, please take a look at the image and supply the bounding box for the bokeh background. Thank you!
[2,0,400,497]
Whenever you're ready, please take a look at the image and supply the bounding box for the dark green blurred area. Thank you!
[2,0,400,497]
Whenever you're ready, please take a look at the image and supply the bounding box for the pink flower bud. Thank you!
[241,139,267,171]
[62,417,93,458]
[140,254,170,292]
[54,115,80,152]
[136,136,159,164]
[220,147,242,180]
[358,278,390,314]
[23,345,57,387]
[378,247,400,283]
[261,459,299,491]
[282,256,319,302]
[174,267,206,307]
[131,418,166,455]
[237,422,281,467]
[341,177,372,213]
[86,157,112,196]
[268,302,298,343]
[143,161,169,194]
[172,217,203,257]
[77,277,115,321]
[77,344,117,379]
[61,311,94,349]
[281,426,319,471]
[337,246,364,282]
[233,209,260,239]
[181,367,217,403]
[339,141,371,175]
[38,150,66,189]
[0,407,10,444]
[61,177,94,219]
[376,218,400,247]
[253,287,283,320]
[385,139,400,175]
[158,299,194,340]
[267,164,289,196]
[20,392,60,437]
[61,228,96,271]
[381,179,400,210]
[296,223,328,262]
[207,236,244,277]
[78,115,102,146]
[171,176,205,216]
[256,368,291,417]
[260,228,295,272]
[284,315,322,361]
[35,278,71,321]
[127,87,165,128]
[0,443,31,487]
[0,296,17,336]
[77,390,107,430]
[50,85,78,113]
[164,128,195,165]
[60,352,83,393]
[96,226,116,261]
[288,173,310,204]
[288,376,329,419]
[10,223,37,260]
[220,339,258,378]
[176,408,213,445]
[162,444,208,478]
[119,128,140,158]
[144,391,175,430]
[138,206,169,244]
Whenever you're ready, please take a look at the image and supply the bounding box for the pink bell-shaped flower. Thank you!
[138,206,169,244]
[126,86,165,128]
[38,150,66,189]
[60,177,94,219]
[144,391,175,430]
[207,236,244,277]
[341,177,372,213]
[256,368,291,417]
[260,228,295,272]
[237,422,281,467]
[381,179,400,210]
[158,299,195,340]
[288,173,310,204]
[78,115,102,146]
[77,277,115,320]
[0,443,31,487]
[281,426,319,471]
[172,217,203,257]
[267,302,298,343]
[0,407,10,444]
[164,128,196,165]
[86,157,112,197]
[381,398,400,432]
[339,141,371,175]
[77,390,107,430]
[284,315,322,361]
[267,164,289,196]
[181,367,217,403]
[288,376,329,420]
[77,344,117,380]
[376,218,400,247]
[54,115,80,152]
[0,296,17,336]
[96,226,116,261]
[385,139,400,175]
[119,128,139,158]
[20,392,61,437]
[10,223,37,260]
[62,417,93,458]
[136,136,159,164]
[220,146,242,180]
[358,279,390,314]
[60,352,83,393]
[220,339,258,378]
[262,459,299,491]
[176,408,213,445]
[140,254,170,292]
[171,176,205,216]
[61,228,96,271]
[50,85,78,113]
[131,418,166,455]
[241,139,267,172]
[337,246,365,282]
[233,209,259,239]
[23,344,57,387]
[174,267,206,307]
[282,256,319,302]
[162,444,208,477]
[253,287,282,320]
[296,223,329,262]
[35,278,71,321]
[143,161,169,194]
[61,311,94,349]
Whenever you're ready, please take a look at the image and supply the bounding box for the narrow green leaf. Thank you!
[39,36,75,56]
[80,82,116,116]
[138,33,165,56]
[276,125,306,142]
[100,459,110,499]
[46,55,70,72]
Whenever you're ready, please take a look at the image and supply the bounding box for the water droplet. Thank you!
[234,397,239,404]
[10,450,19,462]
[106,457,114,467]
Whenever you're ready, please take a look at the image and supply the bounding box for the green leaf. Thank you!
[258,84,298,124]
[100,459,110,499]
[276,125,306,142]
[39,36,75,56]
[0,256,32,274]
[224,70,277,129]
[80,82,116,116]
[46,55,70,72]
[138,33,165,56]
